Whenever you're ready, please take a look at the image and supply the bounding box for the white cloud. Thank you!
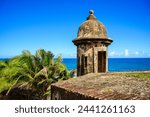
[109,50,150,58]
[109,51,124,57]
[124,49,129,56]
[109,51,116,56]
[135,51,139,55]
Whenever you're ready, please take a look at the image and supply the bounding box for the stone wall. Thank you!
[51,72,150,100]
[51,84,98,100]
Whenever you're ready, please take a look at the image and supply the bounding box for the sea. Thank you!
[63,58,150,72]
[0,58,150,72]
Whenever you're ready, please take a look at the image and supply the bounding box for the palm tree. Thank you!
[0,49,69,99]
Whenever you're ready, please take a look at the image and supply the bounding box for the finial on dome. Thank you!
[89,10,94,15]
[87,10,96,20]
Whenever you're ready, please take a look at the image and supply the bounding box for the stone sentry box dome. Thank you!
[73,10,113,76]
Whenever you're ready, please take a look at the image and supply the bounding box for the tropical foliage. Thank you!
[0,49,69,99]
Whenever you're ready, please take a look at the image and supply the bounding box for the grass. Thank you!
[125,73,150,79]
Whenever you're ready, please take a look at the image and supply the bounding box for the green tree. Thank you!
[0,49,69,99]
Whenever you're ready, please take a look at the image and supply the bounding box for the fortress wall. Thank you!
[51,84,98,100]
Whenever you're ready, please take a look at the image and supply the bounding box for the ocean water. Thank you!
[1,58,150,72]
[108,58,150,72]
[63,58,150,72]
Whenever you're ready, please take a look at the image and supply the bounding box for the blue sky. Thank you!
[0,0,150,58]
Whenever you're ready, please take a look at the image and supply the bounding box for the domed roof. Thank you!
[77,10,107,39]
